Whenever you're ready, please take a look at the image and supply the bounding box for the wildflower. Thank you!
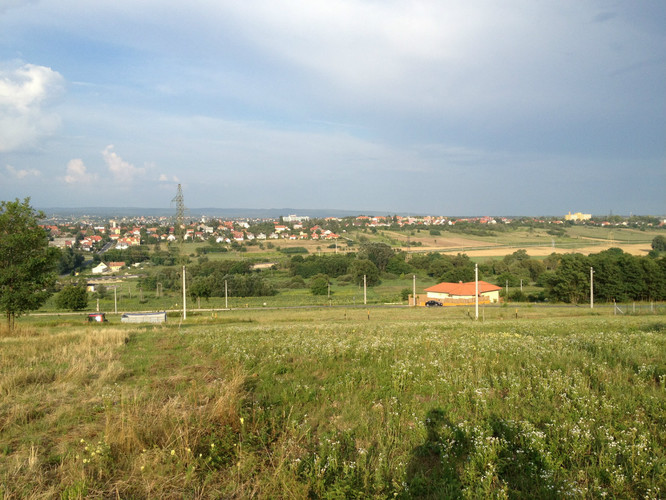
[211,443,215,449]
[171,449,176,456]
[240,417,244,425]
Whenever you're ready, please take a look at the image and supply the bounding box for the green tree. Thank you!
[189,276,212,301]
[546,254,590,304]
[651,235,666,252]
[58,247,85,275]
[56,280,89,311]
[360,242,394,272]
[309,274,330,296]
[94,283,108,300]
[349,259,380,286]
[0,199,60,329]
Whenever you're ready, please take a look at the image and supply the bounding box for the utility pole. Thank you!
[225,279,228,309]
[363,275,367,305]
[475,264,479,320]
[114,286,117,314]
[590,267,594,309]
[412,274,416,307]
[182,265,187,320]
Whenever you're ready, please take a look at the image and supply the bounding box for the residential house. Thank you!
[92,262,109,275]
[108,262,125,273]
[424,281,502,305]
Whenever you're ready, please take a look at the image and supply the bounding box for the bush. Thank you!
[651,235,666,252]
[56,282,88,311]
[280,247,308,254]
[310,274,330,296]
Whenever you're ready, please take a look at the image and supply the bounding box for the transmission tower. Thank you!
[171,183,187,243]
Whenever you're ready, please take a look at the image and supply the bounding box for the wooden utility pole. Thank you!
[363,275,367,305]
[590,267,594,309]
[182,265,187,320]
[412,274,416,307]
[475,264,479,320]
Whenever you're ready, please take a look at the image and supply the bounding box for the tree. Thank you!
[309,274,330,296]
[95,283,108,300]
[360,242,394,272]
[349,259,380,286]
[58,247,85,275]
[56,280,89,311]
[546,254,589,304]
[651,235,666,252]
[0,199,60,329]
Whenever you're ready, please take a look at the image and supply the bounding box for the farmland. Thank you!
[1,309,664,498]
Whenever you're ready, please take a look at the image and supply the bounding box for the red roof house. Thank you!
[424,281,502,304]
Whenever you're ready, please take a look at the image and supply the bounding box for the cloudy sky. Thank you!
[1,1,664,215]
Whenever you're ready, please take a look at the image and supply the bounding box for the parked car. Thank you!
[425,300,443,307]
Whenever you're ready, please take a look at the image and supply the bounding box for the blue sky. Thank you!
[1,0,664,215]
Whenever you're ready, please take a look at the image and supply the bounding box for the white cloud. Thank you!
[5,164,41,179]
[0,62,64,152]
[102,145,145,183]
[158,173,179,182]
[64,158,97,184]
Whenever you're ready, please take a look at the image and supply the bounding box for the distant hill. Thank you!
[39,207,392,219]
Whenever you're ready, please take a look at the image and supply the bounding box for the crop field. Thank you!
[1,309,664,499]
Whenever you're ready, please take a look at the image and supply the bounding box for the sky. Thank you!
[0,0,665,216]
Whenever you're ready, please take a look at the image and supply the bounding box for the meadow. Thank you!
[1,307,664,499]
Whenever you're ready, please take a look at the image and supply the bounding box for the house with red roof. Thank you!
[424,280,502,305]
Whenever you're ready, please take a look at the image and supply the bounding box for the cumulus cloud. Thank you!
[102,145,145,183]
[158,173,179,182]
[0,62,64,152]
[64,158,97,184]
[5,164,41,179]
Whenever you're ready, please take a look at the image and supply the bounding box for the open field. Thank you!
[459,242,653,258]
[1,309,665,498]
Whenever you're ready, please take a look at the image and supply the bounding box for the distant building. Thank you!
[283,214,310,223]
[565,211,592,221]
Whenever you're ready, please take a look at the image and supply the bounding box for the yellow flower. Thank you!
[240,417,244,425]
[171,449,176,456]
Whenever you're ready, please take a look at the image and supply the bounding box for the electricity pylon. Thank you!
[171,183,187,244]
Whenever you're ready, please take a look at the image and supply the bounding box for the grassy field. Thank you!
[1,308,664,498]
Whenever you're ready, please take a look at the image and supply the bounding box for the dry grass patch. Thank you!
[0,324,251,498]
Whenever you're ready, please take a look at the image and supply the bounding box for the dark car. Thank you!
[425,300,443,307]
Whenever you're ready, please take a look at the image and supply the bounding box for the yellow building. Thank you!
[565,211,591,221]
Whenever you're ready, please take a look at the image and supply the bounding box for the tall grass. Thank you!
[1,313,664,498]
